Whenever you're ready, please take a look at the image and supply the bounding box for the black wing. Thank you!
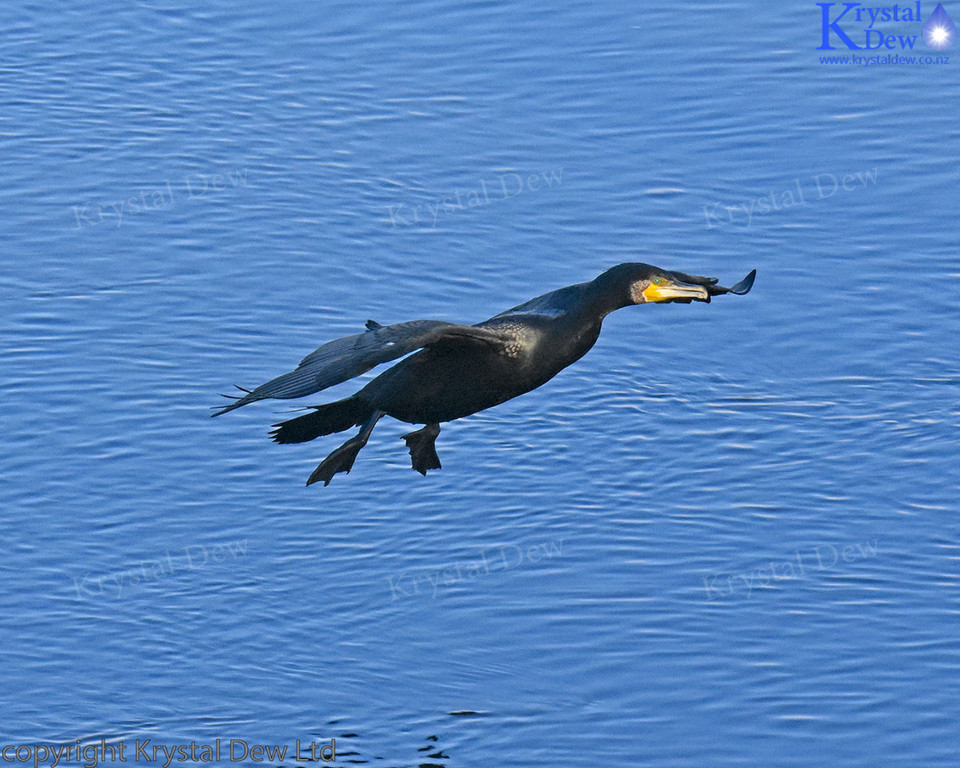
[212,319,512,416]
[493,282,587,319]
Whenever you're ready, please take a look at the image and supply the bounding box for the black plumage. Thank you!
[213,263,755,485]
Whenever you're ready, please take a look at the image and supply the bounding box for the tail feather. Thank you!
[270,396,371,444]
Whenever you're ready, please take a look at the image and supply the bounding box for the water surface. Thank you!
[2,1,959,766]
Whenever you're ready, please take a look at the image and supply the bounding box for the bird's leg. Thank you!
[402,423,442,475]
[307,411,382,486]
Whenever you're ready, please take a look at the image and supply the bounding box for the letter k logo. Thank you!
[817,3,863,49]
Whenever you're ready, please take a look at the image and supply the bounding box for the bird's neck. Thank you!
[582,275,632,320]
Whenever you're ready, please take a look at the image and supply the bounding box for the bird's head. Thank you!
[594,263,756,312]
[599,263,710,305]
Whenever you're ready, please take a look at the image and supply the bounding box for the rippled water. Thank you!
[2,1,959,766]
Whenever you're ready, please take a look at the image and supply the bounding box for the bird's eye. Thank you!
[652,277,661,285]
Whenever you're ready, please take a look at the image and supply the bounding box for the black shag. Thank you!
[213,263,755,485]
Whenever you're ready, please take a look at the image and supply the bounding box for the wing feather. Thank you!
[212,320,511,416]
[493,283,585,319]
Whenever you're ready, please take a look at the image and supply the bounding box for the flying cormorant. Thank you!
[213,263,755,485]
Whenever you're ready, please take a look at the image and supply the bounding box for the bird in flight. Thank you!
[213,263,756,485]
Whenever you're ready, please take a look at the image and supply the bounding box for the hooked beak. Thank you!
[647,268,757,304]
[642,276,710,303]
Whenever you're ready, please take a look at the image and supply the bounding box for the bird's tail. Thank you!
[269,395,372,444]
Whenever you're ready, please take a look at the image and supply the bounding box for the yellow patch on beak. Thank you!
[642,279,710,303]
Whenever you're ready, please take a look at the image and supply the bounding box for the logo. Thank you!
[817,2,955,50]
[923,2,957,47]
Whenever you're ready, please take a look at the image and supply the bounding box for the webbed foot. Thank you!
[307,436,365,486]
[402,423,442,475]
[307,411,381,486]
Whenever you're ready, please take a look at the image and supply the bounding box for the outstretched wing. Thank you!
[493,282,586,320]
[212,319,512,416]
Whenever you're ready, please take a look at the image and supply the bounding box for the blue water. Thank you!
[2,1,959,766]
